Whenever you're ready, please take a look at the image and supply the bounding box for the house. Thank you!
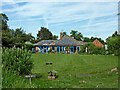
[93,39,104,47]
[33,33,87,54]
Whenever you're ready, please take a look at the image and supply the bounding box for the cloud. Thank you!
[2,1,118,40]
[2,0,119,3]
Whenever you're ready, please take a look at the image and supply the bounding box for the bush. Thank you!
[92,47,106,55]
[48,48,52,53]
[24,44,34,51]
[15,43,34,51]
[51,50,55,53]
[80,42,96,54]
[79,42,106,55]
[2,47,33,75]
[106,36,120,56]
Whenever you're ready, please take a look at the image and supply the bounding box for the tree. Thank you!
[1,13,9,30]
[112,31,119,37]
[70,30,83,41]
[13,28,35,44]
[1,13,14,47]
[52,35,58,40]
[37,27,53,40]
[62,32,67,37]
[90,37,105,45]
[106,31,120,56]
[83,37,91,42]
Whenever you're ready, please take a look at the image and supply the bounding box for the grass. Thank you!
[2,54,118,88]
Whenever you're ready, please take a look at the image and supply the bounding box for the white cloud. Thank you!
[2,0,119,3]
[2,1,118,40]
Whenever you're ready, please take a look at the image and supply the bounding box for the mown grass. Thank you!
[2,54,118,88]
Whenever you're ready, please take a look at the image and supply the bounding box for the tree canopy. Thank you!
[70,30,83,41]
[37,27,58,40]
[1,13,35,47]
[106,31,120,56]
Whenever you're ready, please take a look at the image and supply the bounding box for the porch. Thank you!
[33,46,81,54]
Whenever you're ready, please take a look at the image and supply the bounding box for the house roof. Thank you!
[93,39,104,47]
[34,35,87,46]
[34,40,57,46]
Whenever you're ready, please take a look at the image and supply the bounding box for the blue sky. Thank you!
[1,0,119,41]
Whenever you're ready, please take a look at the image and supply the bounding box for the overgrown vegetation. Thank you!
[106,32,120,56]
[79,42,106,55]
[2,47,33,75]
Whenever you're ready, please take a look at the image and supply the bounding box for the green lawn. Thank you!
[3,54,118,88]
[31,54,118,88]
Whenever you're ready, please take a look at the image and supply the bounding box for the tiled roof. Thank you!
[93,39,104,47]
[34,40,57,46]
[34,35,87,46]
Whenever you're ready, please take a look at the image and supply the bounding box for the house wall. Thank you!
[33,45,82,54]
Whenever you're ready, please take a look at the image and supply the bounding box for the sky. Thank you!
[1,0,119,41]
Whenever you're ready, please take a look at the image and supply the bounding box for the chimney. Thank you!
[60,32,62,39]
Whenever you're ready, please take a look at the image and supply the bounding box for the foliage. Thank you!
[52,35,58,40]
[37,27,53,40]
[80,42,96,54]
[24,44,34,51]
[1,13,35,47]
[90,37,105,45]
[70,30,83,41]
[83,37,91,42]
[106,36,120,56]
[1,13,9,30]
[80,42,105,55]
[51,50,55,53]
[2,47,33,75]
[62,32,67,37]
[92,47,106,55]
[48,48,52,53]
[83,36,105,45]
[2,54,118,88]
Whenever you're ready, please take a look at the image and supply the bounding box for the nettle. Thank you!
[2,47,33,75]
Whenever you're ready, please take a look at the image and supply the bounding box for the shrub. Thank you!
[2,47,33,75]
[48,48,52,53]
[79,42,106,55]
[92,47,106,55]
[80,42,96,54]
[23,44,34,51]
[51,50,55,53]
[106,36,120,56]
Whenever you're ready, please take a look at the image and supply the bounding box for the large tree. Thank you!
[106,31,120,56]
[1,13,9,30]
[83,37,91,42]
[37,27,53,40]
[90,37,105,45]
[70,30,83,41]
[1,13,14,47]
[1,13,35,47]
